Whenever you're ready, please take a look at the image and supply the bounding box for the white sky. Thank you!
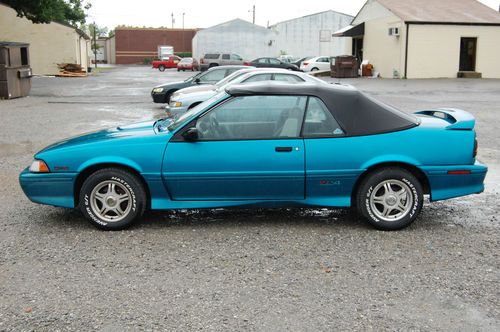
[86,0,500,30]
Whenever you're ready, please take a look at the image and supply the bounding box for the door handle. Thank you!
[275,146,293,152]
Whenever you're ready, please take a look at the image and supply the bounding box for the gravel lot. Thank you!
[0,66,499,331]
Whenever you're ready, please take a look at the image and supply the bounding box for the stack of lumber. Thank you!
[56,63,87,77]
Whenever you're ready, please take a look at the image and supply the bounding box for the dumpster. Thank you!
[331,55,358,78]
[0,42,32,99]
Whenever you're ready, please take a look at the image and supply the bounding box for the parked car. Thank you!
[20,82,487,231]
[277,55,296,63]
[152,55,182,72]
[151,65,247,103]
[246,57,300,71]
[177,57,199,71]
[293,56,312,68]
[167,69,325,117]
[300,56,332,72]
[200,53,245,71]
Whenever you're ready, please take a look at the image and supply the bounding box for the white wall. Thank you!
[407,24,500,78]
[271,11,353,58]
[192,19,278,61]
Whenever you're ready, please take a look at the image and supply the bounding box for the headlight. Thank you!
[170,101,182,107]
[152,88,164,93]
[29,160,50,173]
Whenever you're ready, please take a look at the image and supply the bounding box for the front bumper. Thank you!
[421,160,488,201]
[19,168,77,208]
[151,91,169,103]
[165,105,189,118]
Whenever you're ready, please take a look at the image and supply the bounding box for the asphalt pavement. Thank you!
[0,66,499,331]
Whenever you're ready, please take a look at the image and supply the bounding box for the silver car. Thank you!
[166,69,326,117]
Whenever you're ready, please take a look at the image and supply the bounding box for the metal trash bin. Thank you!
[331,55,358,78]
[0,42,32,99]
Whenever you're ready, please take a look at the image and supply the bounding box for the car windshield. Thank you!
[162,92,228,132]
[184,72,202,82]
[214,70,248,88]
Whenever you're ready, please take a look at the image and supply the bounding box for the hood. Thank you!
[171,89,218,103]
[155,80,190,90]
[38,120,157,154]
[172,84,217,98]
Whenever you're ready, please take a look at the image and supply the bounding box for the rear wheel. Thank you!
[159,65,166,72]
[79,168,146,230]
[311,67,319,71]
[356,167,423,230]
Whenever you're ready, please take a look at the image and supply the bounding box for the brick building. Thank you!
[115,27,197,64]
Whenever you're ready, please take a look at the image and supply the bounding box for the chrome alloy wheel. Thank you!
[369,179,413,222]
[90,180,132,223]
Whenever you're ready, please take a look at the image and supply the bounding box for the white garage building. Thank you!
[193,10,354,61]
[192,19,278,61]
[270,10,353,58]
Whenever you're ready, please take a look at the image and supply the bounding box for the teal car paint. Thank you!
[20,82,487,230]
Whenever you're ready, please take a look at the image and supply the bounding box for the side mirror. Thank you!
[194,78,201,84]
[182,127,198,141]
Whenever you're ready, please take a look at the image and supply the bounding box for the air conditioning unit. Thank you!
[388,27,400,36]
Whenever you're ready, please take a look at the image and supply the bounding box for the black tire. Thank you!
[209,63,218,68]
[356,167,423,231]
[79,168,147,230]
[177,68,180,71]
[159,65,166,72]
[311,67,319,71]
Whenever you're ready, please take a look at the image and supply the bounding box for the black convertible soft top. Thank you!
[226,82,419,136]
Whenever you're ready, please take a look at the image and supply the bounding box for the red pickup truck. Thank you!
[152,55,181,71]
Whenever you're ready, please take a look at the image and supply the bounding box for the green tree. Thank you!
[3,0,91,25]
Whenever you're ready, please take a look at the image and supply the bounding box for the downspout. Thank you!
[404,22,409,79]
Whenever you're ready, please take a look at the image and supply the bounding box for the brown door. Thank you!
[459,37,477,71]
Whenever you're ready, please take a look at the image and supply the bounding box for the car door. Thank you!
[268,58,282,69]
[221,53,230,65]
[162,95,307,200]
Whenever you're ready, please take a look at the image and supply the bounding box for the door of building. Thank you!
[459,37,477,71]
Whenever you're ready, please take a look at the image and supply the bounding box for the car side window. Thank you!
[198,69,227,83]
[269,58,281,65]
[196,95,307,140]
[231,54,242,60]
[242,74,273,83]
[222,54,230,60]
[273,74,304,82]
[257,58,268,64]
[302,97,345,137]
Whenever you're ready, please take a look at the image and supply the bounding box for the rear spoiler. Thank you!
[414,108,475,130]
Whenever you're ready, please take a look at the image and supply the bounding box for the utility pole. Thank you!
[182,13,185,29]
[171,12,175,28]
[93,21,97,69]
[249,5,255,24]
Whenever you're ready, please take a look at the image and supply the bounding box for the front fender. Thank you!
[77,156,144,174]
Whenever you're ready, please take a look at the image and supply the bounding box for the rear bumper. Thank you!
[421,160,488,201]
[19,168,77,208]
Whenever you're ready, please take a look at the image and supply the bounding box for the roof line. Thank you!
[270,9,354,27]
[406,21,500,26]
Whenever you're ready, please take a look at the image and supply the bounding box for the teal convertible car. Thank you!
[20,82,487,231]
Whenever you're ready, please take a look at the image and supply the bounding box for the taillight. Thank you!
[303,62,309,66]
[200,59,204,64]
[473,135,478,158]
[243,62,250,66]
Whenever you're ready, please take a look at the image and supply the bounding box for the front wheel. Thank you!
[159,65,166,72]
[80,168,147,230]
[356,168,423,230]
